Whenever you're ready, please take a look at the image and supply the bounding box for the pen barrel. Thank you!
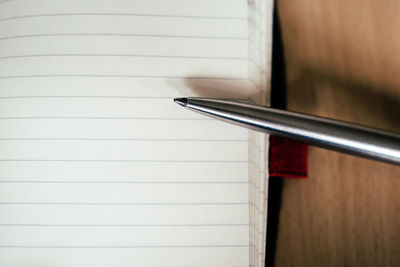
[185,98,400,165]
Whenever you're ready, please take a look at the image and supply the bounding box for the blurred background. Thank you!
[274,0,400,266]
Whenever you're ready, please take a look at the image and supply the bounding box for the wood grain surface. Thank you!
[274,0,400,266]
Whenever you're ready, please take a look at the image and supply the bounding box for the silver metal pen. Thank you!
[174,97,400,165]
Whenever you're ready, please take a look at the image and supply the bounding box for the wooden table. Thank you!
[274,0,400,266]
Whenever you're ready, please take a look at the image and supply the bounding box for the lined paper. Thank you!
[0,0,272,266]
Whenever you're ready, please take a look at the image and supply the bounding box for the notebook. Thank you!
[0,0,272,266]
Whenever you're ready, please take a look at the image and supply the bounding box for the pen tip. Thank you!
[174,97,188,107]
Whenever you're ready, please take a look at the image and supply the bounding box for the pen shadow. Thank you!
[168,76,260,102]
[287,67,400,133]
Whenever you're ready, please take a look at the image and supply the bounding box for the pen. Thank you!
[174,97,400,165]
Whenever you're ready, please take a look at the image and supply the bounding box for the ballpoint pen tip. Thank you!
[174,97,188,107]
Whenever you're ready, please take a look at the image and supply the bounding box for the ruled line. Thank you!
[0,54,247,61]
[0,96,176,99]
[0,181,248,184]
[0,96,249,101]
[0,223,249,227]
[0,138,247,142]
[0,202,248,205]
[0,33,247,41]
[0,117,211,120]
[0,245,249,248]
[0,159,247,162]
[0,74,245,80]
[0,13,247,22]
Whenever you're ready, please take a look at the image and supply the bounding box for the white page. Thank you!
[0,0,272,266]
[247,0,273,266]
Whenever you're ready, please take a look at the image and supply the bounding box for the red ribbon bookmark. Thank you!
[268,135,308,178]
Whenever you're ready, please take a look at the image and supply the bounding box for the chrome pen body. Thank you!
[174,97,400,165]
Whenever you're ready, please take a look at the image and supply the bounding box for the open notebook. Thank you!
[0,0,272,266]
